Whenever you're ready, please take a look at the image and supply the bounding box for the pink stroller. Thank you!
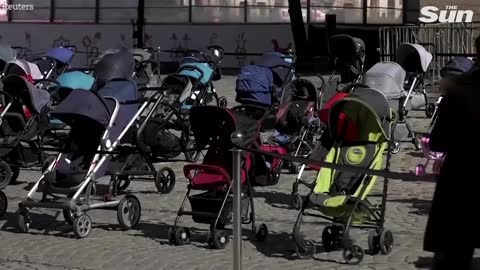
[415,136,444,176]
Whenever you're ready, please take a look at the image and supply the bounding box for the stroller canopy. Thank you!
[4,59,43,80]
[57,71,95,90]
[190,106,259,150]
[329,87,393,142]
[94,49,135,86]
[130,48,152,62]
[2,75,50,114]
[279,78,318,107]
[51,89,112,128]
[0,44,16,65]
[395,43,433,73]
[440,56,474,77]
[330,34,366,65]
[257,52,294,87]
[363,62,406,99]
[46,47,75,64]
[96,79,138,128]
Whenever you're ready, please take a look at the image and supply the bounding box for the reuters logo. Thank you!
[0,3,34,11]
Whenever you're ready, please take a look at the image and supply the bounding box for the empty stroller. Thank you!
[363,61,416,153]
[395,43,435,118]
[16,88,142,238]
[0,75,51,189]
[2,59,43,80]
[292,87,396,264]
[30,47,75,81]
[329,34,366,85]
[169,106,276,249]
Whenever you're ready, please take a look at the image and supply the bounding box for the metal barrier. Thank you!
[379,22,480,86]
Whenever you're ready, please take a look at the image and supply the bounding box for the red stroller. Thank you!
[168,106,284,249]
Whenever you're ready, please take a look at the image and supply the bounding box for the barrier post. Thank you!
[231,132,243,270]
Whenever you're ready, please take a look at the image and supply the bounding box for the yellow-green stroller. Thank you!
[292,87,396,265]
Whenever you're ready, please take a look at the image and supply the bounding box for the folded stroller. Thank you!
[169,106,286,248]
[292,87,396,265]
[395,43,435,118]
[0,75,51,189]
[30,47,75,80]
[16,88,142,238]
[363,61,416,153]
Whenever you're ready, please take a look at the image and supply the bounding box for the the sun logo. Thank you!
[419,5,474,23]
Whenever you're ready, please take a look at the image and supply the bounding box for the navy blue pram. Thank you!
[235,52,294,108]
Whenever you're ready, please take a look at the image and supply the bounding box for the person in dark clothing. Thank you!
[423,36,480,270]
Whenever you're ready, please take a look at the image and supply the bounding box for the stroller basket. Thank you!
[188,191,233,225]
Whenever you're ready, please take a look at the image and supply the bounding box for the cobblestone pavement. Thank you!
[0,76,472,270]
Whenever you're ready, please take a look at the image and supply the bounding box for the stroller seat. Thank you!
[308,141,387,222]
[44,170,86,188]
[184,164,232,190]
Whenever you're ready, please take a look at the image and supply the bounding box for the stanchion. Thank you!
[231,132,243,270]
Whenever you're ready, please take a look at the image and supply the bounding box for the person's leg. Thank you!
[433,247,474,270]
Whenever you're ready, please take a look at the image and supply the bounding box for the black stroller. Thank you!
[0,75,51,189]
[395,43,435,118]
[16,87,143,238]
[169,106,269,249]
[30,46,76,80]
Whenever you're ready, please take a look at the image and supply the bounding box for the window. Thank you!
[310,0,363,24]
[247,0,307,23]
[367,0,402,24]
[145,0,189,23]
[99,0,137,23]
[191,0,244,23]
[54,0,96,22]
[11,0,50,22]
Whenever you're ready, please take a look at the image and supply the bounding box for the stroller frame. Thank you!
[16,96,143,238]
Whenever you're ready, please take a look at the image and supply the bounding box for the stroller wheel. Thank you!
[209,229,229,249]
[322,226,341,252]
[173,227,191,246]
[218,96,228,108]
[343,244,364,265]
[117,195,142,230]
[425,102,436,118]
[368,230,380,255]
[255,223,268,242]
[296,238,316,259]
[63,209,76,225]
[0,191,7,218]
[391,142,400,154]
[184,140,200,163]
[73,214,92,239]
[379,229,394,255]
[291,194,303,210]
[415,164,426,176]
[16,209,30,233]
[155,167,176,194]
[0,161,12,190]
[414,134,423,151]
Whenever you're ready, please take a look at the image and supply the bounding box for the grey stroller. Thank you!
[363,61,418,153]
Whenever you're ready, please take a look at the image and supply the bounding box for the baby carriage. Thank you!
[395,43,435,118]
[131,48,161,87]
[292,87,396,264]
[16,88,142,238]
[363,61,416,153]
[329,34,366,88]
[169,106,286,248]
[268,78,322,173]
[0,75,51,189]
[0,44,17,72]
[2,59,43,80]
[30,46,75,80]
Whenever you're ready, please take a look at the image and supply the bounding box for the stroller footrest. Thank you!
[179,210,218,218]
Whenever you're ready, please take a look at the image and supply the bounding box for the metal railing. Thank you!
[379,22,480,87]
